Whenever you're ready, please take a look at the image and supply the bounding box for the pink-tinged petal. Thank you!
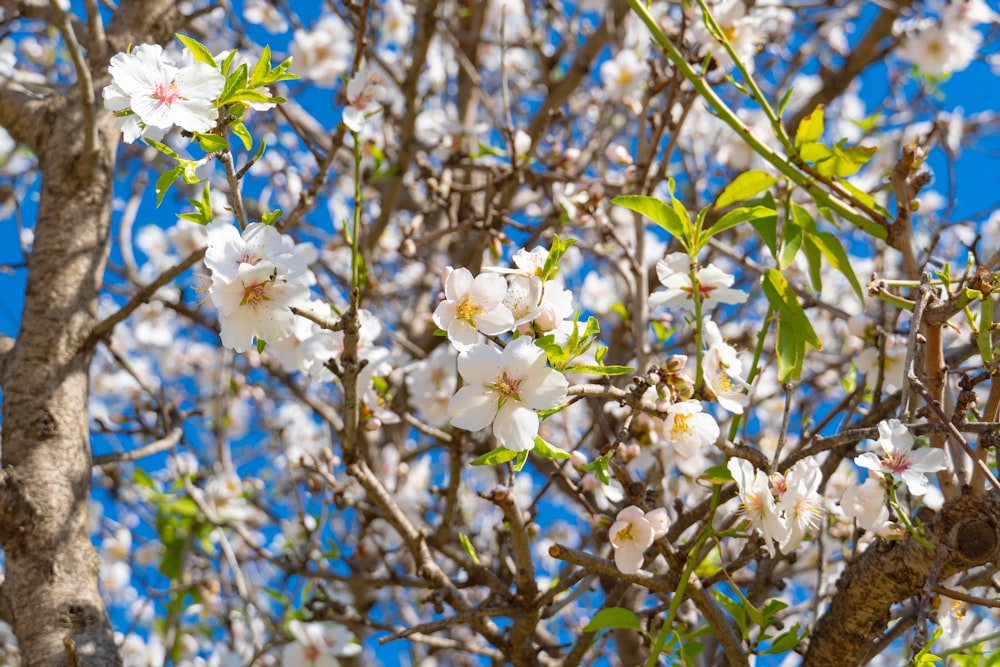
[616,505,647,524]
[457,344,502,385]
[448,386,497,431]
[494,402,538,452]
[474,304,515,335]
[644,508,670,539]
[614,544,644,574]
[444,267,474,300]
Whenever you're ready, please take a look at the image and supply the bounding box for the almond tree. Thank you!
[0,1,998,666]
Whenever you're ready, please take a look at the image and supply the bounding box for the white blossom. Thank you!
[433,268,515,351]
[104,44,224,142]
[609,505,654,574]
[854,419,947,496]
[447,337,568,452]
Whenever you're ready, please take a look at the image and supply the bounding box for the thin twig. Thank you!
[92,426,184,467]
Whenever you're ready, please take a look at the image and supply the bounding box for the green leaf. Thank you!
[799,141,831,163]
[776,309,806,383]
[751,193,779,257]
[794,105,824,148]
[714,592,749,639]
[580,452,611,485]
[260,208,283,225]
[779,217,804,270]
[564,364,634,376]
[256,338,267,354]
[714,171,778,210]
[582,607,642,633]
[230,121,252,151]
[760,624,804,655]
[218,63,249,106]
[803,233,822,293]
[539,234,577,282]
[175,33,217,67]
[533,437,571,460]
[699,463,734,486]
[805,231,864,299]
[220,49,238,76]
[761,269,821,349]
[459,533,481,566]
[705,204,777,246]
[612,195,687,246]
[145,138,180,160]
[155,166,183,206]
[194,132,228,153]
[470,446,517,466]
[513,449,529,472]
[250,45,272,88]
[776,86,795,119]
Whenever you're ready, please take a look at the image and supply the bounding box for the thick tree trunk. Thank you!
[0,106,122,666]
[0,3,185,664]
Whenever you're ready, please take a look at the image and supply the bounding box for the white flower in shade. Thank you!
[649,253,748,312]
[609,505,655,574]
[104,44,224,141]
[600,49,648,102]
[405,344,458,427]
[896,19,980,78]
[447,337,568,452]
[291,15,353,85]
[702,318,750,414]
[661,400,719,457]
[282,620,361,667]
[773,457,823,553]
[643,507,671,540]
[210,262,310,352]
[243,0,289,33]
[854,419,948,496]
[728,458,787,557]
[342,62,385,132]
[841,476,890,532]
[433,268,515,351]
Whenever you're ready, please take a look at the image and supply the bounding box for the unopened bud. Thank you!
[570,450,589,472]
[440,266,454,291]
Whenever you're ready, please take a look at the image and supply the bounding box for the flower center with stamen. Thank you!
[488,372,522,405]
[152,80,181,107]
[456,294,484,324]
[669,413,693,440]
[881,450,911,474]
[615,523,634,543]
[241,282,271,307]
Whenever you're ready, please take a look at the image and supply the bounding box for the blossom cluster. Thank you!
[203,222,317,353]
[103,43,225,144]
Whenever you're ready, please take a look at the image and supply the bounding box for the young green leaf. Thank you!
[533,437,571,460]
[582,608,642,633]
[714,171,778,210]
[794,104,824,148]
[762,269,821,349]
[470,446,518,466]
[612,195,688,247]
[175,33,217,67]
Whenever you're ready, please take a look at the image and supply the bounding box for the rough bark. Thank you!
[803,492,1000,666]
[0,2,185,665]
